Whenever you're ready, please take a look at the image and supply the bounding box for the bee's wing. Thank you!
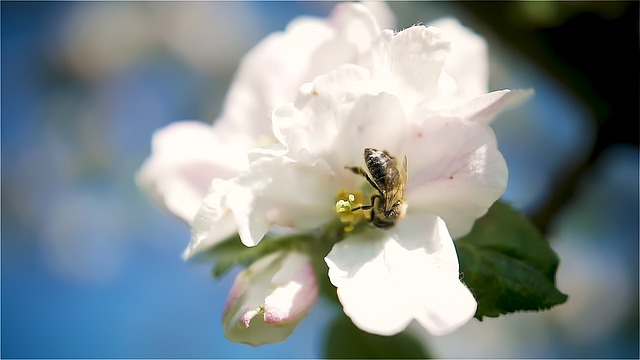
[401,155,407,195]
[383,156,407,210]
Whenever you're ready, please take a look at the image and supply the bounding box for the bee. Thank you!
[345,148,408,228]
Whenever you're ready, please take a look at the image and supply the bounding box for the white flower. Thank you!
[222,251,318,346]
[136,2,395,227]
[191,21,531,337]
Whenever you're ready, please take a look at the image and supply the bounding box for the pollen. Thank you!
[254,135,276,148]
[335,190,365,231]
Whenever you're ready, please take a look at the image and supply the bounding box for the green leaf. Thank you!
[456,201,568,319]
[324,312,429,359]
[205,235,254,277]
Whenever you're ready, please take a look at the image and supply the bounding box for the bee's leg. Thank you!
[350,194,380,213]
[344,166,383,194]
[355,194,382,223]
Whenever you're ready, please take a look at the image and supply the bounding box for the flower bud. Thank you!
[222,251,318,346]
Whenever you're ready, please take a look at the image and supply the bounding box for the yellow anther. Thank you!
[336,200,352,213]
[334,189,365,231]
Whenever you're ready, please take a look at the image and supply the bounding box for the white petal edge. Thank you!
[183,178,238,259]
[226,155,338,247]
[214,16,333,140]
[325,214,476,336]
[432,17,489,101]
[329,2,384,54]
[365,25,451,109]
[449,88,534,124]
[216,2,394,142]
[273,63,377,170]
[360,1,396,31]
[136,121,248,223]
[404,116,508,239]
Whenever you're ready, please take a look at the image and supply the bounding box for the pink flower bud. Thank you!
[222,251,318,346]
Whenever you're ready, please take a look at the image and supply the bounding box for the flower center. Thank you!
[334,189,367,232]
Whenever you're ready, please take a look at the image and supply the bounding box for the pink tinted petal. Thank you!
[223,251,318,346]
[222,270,249,320]
[264,253,319,324]
[404,117,507,238]
[136,121,248,223]
[239,310,258,328]
[325,214,476,336]
[217,17,332,140]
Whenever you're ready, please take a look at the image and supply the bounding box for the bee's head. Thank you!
[372,216,396,228]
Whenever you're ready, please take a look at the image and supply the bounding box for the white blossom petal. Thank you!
[184,178,237,259]
[223,251,319,346]
[364,25,451,110]
[274,64,378,171]
[216,2,390,142]
[215,18,332,141]
[325,214,476,336]
[227,155,338,247]
[305,3,381,76]
[330,2,388,54]
[347,92,408,158]
[136,121,248,223]
[360,1,396,31]
[274,64,410,176]
[448,89,534,124]
[404,116,507,238]
[187,152,339,256]
[432,17,489,102]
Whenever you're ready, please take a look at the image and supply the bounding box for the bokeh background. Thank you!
[2,1,638,358]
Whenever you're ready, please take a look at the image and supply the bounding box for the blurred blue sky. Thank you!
[2,1,637,358]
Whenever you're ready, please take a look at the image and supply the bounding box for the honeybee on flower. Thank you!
[138,1,532,346]
[343,148,408,229]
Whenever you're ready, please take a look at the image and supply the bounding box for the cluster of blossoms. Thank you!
[138,2,530,346]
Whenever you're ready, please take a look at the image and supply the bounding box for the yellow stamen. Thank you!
[334,190,366,231]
